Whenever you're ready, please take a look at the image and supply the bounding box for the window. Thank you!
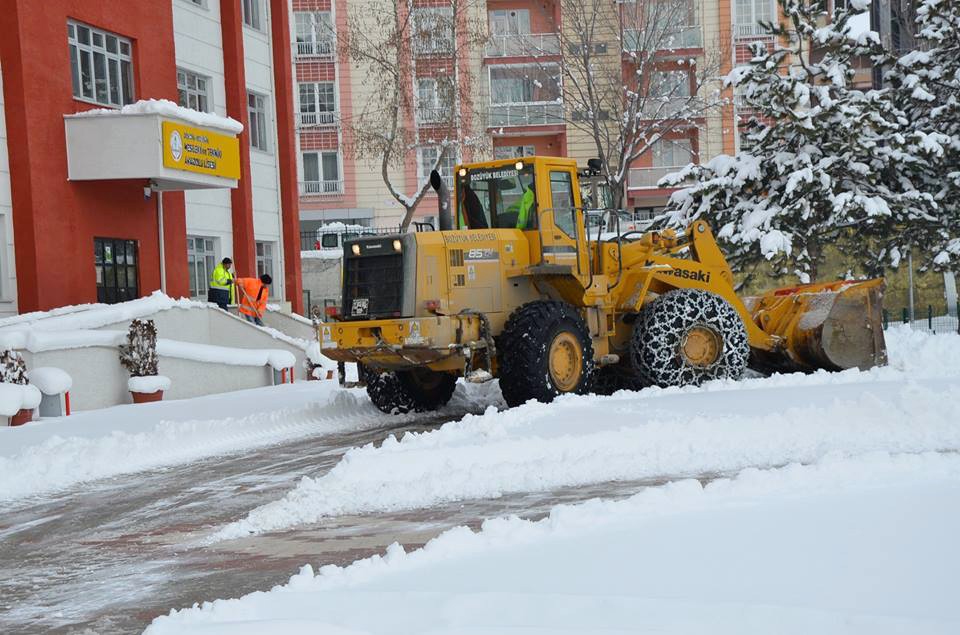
[177,69,211,112]
[456,164,537,230]
[494,145,536,159]
[255,242,275,296]
[416,77,453,123]
[417,146,458,188]
[187,236,216,299]
[68,21,134,107]
[242,0,262,30]
[412,7,454,55]
[489,9,531,35]
[624,0,701,49]
[294,11,334,56]
[735,0,773,34]
[302,151,342,194]
[549,171,576,238]
[94,238,138,304]
[649,71,691,98]
[652,138,694,167]
[490,65,561,104]
[299,82,336,125]
[247,91,269,151]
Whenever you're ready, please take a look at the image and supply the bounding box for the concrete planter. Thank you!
[10,408,33,426]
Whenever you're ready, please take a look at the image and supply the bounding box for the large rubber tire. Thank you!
[631,289,749,387]
[498,301,595,407]
[365,367,457,415]
[590,364,646,396]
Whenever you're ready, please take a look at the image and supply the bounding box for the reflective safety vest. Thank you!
[515,187,535,229]
[236,277,268,318]
[210,263,235,304]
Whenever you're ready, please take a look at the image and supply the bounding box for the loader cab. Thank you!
[454,156,588,277]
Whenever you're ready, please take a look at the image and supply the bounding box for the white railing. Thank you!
[416,106,451,125]
[296,39,335,58]
[734,23,773,38]
[485,33,561,57]
[414,37,454,56]
[488,102,564,127]
[298,111,338,127]
[300,180,344,197]
[628,166,690,189]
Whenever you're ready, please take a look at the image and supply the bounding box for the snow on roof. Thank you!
[70,99,243,134]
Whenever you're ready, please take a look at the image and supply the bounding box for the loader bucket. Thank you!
[746,278,887,374]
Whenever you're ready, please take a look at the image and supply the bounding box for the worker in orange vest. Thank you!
[235,274,272,326]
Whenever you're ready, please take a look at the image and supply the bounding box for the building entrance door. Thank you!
[94,238,139,304]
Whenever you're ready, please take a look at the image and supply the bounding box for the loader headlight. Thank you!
[351,244,361,256]
[458,168,467,177]
[515,161,524,170]
[393,239,402,252]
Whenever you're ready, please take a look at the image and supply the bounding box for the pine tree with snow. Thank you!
[118,319,160,377]
[884,0,960,271]
[0,350,29,385]
[664,0,931,282]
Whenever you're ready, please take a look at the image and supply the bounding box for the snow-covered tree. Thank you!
[664,0,931,281]
[884,0,960,270]
[119,319,160,378]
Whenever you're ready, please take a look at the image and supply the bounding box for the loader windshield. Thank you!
[456,165,537,230]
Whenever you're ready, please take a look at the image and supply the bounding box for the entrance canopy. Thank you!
[64,99,242,191]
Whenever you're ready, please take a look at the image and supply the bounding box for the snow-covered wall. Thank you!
[173,0,238,294]
[0,61,18,318]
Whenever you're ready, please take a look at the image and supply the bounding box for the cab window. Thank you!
[457,165,537,230]
[550,170,577,238]
[320,234,339,248]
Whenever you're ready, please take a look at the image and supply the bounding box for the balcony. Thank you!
[640,96,701,119]
[628,166,690,189]
[300,180,344,197]
[298,111,338,127]
[296,38,335,59]
[489,102,564,128]
[485,33,560,58]
[623,25,702,51]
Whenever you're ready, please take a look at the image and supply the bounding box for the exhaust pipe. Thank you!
[430,169,453,231]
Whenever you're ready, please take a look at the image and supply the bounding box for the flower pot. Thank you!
[10,408,33,426]
[131,390,164,404]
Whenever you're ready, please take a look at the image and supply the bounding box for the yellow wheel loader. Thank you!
[318,156,886,413]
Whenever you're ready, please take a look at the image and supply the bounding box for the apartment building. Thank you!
[0,0,303,315]
[292,0,788,230]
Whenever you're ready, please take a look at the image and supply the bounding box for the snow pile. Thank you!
[26,367,72,395]
[128,375,171,394]
[70,99,243,133]
[0,381,497,503]
[213,327,960,540]
[0,383,41,417]
[158,340,295,370]
[148,451,960,634]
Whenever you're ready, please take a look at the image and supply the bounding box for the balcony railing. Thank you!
[488,102,564,127]
[485,33,561,57]
[298,111,338,127]
[416,106,452,125]
[628,166,690,189]
[640,96,698,119]
[413,37,454,56]
[300,180,344,197]
[296,38,335,59]
[623,24,702,51]
[734,23,773,38]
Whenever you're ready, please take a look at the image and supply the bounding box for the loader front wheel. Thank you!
[366,368,456,415]
[498,301,595,407]
[631,289,749,388]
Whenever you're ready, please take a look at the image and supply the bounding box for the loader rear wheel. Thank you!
[591,364,646,396]
[498,301,595,407]
[631,289,748,388]
[365,368,456,415]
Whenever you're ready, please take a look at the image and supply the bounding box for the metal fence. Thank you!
[883,306,960,334]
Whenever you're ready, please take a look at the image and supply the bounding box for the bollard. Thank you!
[928,305,933,330]
[902,308,908,324]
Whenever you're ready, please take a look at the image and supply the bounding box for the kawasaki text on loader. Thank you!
[318,156,886,414]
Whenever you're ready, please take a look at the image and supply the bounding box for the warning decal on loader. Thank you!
[321,325,337,349]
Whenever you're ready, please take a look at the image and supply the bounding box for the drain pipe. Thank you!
[154,182,166,294]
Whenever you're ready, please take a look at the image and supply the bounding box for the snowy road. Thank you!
[0,410,665,634]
